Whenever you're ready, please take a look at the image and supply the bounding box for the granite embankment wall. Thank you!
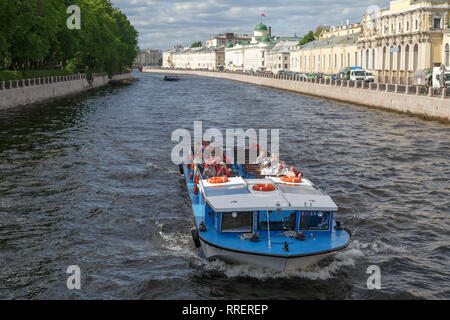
[146,69,449,122]
[0,72,133,110]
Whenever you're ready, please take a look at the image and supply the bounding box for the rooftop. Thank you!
[200,177,337,212]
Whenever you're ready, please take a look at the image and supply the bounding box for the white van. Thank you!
[350,70,366,81]
[364,71,375,82]
[432,66,450,88]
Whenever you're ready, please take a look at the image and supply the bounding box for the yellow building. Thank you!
[358,0,450,84]
[290,24,362,75]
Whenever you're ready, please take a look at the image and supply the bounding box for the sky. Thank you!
[111,0,389,50]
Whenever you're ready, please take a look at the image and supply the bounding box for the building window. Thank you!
[433,18,441,29]
[285,64,288,69]
[406,21,410,32]
[372,49,375,70]
[415,20,418,30]
[445,44,449,67]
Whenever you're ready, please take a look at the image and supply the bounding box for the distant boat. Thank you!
[164,75,179,81]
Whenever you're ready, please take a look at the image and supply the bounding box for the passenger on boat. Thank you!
[270,152,279,167]
[205,147,221,165]
[256,151,269,168]
[273,163,285,176]
[286,166,303,178]
[203,163,217,178]
[216,162,231,177]
[260,161,273,175]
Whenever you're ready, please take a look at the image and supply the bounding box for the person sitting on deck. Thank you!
[260,161,273,176]
[286,166,302,178]
[203,163,217,178]
[216,162,231,177]
[273,163,285,176]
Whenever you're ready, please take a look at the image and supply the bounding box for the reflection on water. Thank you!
[0,72,448,299]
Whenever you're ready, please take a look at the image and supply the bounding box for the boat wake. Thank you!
[155,221,372,280]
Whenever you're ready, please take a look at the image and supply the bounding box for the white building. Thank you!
[206,33,251,48]
[266,41,298,73]
[224,23,276,71]
[171,47,225,70]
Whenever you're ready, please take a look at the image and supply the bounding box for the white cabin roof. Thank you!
[199,177,338,212]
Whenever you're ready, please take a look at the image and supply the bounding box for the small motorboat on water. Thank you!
[164,75,180,81]
[180,148,351,272]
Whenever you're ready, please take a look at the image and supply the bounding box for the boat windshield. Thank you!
[354,71,365,76]
[258,210,296,231]
[221,211,253,233]
[299,211,330,230]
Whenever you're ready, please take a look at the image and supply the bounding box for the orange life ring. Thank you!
[252,184,276,192]
[207,177,229,184]
[281,176,301,183]
[194,174,199,184]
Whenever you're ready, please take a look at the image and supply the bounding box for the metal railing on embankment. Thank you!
[0,74,87,90]
[165,68,450,99]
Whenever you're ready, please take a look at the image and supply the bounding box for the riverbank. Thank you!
[0,72,134,110]
[145,69,449,122]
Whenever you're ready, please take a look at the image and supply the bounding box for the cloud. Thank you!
[111,0,388,50]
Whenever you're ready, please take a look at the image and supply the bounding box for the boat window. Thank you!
[299,211,330,230]
[258,211,296,231]
[221,211,253,233]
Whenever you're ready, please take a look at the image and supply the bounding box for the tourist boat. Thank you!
[164,75,180,81]
[180,151,351,272]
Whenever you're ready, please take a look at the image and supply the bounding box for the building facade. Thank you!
[357,0,450,84]
[135,49,161,66]
[162,46,183,68]
[206,33,251,48]
[171,47,225,70]
[266,41,298,73]
[224,23,277,71]
[290,24,362,75]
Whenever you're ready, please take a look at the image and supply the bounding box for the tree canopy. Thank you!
[298,31,315,46]
[0,0,139,77]
[191,41,202,48]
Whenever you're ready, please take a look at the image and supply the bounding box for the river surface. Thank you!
[0,72,449,299]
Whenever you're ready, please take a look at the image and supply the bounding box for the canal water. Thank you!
[0,72,448,299]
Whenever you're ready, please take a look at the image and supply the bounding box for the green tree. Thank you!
[0,0,138,78]
[298,31,315,46]
[191,41,202,48]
